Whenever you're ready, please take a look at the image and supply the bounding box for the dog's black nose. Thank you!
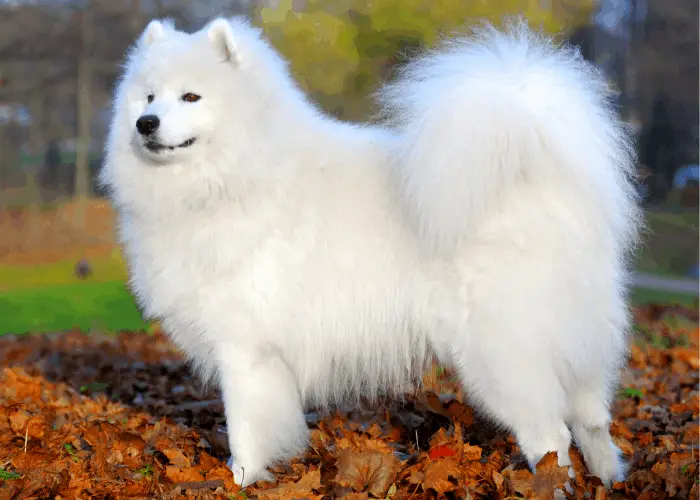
[136,115,160,136]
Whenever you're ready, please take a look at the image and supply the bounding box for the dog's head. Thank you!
[117,18,259,165]
[101,17,302,214]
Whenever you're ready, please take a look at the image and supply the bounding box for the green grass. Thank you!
[637,209,699,278]
[617,387,644,400]
[0,248,128,291]
[135,464,154,478]
[0,280,147,335]
[630,287,698,308]
[0,468,21,481]
[0,250,145,334]
[63,443,80,463]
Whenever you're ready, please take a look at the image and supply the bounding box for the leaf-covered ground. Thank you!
[0,303,697,499]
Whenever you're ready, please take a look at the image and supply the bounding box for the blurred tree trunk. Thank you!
[132,0,142,35]
[74,3,94,230]
[0,125,8,207]
[25,93,45,245]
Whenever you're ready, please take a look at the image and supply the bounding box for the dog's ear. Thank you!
[139,19,168,47]
[207,18,241,64]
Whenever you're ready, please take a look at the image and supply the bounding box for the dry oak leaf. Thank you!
[81,422,120,477]
[258,469,322,500]
[401,463,425,485]
[612,436,635,456]
[492,470,506,495]
[2,367,43,400]
[111,432,146,469]
[651,452,696,497]
[462,443,483,461]
[9,409,31,435]
[532,452,570,499]
[164,466,205,484]
[197,451,239,491]
[503,468,535,497]
[155,436,191,468]
[335,450,401,498]
[422,457,462,495]
[427,427,453,449]
[445,400,475,427]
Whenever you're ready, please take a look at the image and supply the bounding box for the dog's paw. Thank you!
[227,456,275,488]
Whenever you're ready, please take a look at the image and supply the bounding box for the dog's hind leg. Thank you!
[457,358,574,474]
[216,343,308,488]
[568,381,626,486]
[442,299,575,477]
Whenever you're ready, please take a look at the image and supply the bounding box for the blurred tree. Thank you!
[0,0,249,200]
[633,0,699,200]
[255,0,598,119]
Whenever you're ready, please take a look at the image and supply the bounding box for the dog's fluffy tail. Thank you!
[379,21,641,255]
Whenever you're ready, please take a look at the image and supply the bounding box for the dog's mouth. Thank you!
[145,137,197,152]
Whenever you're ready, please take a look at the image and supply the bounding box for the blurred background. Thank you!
[0,0,697,335]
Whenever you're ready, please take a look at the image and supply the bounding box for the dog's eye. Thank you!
[147,94,154,103]
[182,93,201,103]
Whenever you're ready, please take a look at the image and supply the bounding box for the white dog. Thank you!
[101,15,641,488]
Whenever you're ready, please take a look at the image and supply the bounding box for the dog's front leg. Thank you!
[216,342,309,487]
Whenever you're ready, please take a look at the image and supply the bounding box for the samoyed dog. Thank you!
[101,16,641,488]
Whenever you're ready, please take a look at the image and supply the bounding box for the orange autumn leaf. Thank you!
[503,468,535,497]
[335,450,401,497]
[164,466,205,484]
[428,444,456,460]
[462,443,483,461]
[259,469,322,500]
[422,458,462,494]
[532,452,571,499]
[492,470,506,495]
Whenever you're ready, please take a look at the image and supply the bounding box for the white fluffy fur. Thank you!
[101,17,641,488]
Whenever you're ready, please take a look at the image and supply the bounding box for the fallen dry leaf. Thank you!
[335,450,401,497]
[532,452,570,499]
[422,457,462,494]
[165,466,205,484]
[258,469,322,499]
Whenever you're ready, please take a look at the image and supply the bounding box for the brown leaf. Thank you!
[259,469,322,500]
[532,452,570,499]
[462,443,483,461]
[335,450,401,497]
[427,427,452,448]
[445,400,475,427]
[504,468,534,497]
[155,436,191,468]
[9,409,31,435]
[164,466,205,484]
[612,435,635,456]
[111,432,146,468]
[402,464,424,485]
[651,460,692,497]
[422,458,462,495]
[689,482,698,500]
[492,470,506,495]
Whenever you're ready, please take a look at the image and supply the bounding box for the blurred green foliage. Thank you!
[254,0,597,119]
